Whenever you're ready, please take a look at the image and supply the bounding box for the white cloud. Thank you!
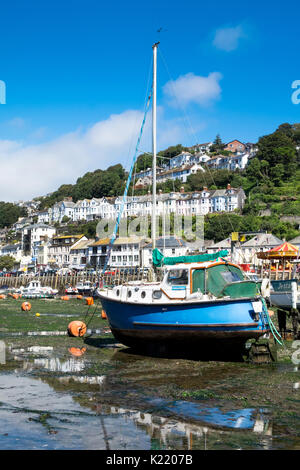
[213,25,245,52]
[0,104,208,202]
[163,72,222,108]
[0,110,145,202]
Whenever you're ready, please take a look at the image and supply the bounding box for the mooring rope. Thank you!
[261,297,284,347]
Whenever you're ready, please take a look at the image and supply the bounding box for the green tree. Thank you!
[210,134,225,154]
[0,255,16,271]
[0,202,27,229]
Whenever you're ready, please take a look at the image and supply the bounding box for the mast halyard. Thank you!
[151,42,159,250]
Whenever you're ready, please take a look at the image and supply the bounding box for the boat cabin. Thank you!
[104,261,260,304]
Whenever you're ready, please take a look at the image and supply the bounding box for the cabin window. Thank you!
[192,269,205,293]
[220,269,242,284]
[207,264,244,297]
[167,269,188,286]
[152,290,162,299]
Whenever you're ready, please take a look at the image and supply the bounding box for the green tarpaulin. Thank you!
[152,248,229,267]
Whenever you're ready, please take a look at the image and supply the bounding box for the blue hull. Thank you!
[99,295,270,351]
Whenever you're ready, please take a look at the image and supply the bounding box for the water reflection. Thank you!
[0,372,274,450]
[98,402,272,450]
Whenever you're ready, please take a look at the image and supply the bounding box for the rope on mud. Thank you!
[262,298,284,347]
[82,294,103,335]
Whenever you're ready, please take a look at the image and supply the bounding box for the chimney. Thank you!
[180,186,185,193]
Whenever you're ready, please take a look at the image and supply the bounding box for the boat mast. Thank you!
[152,42,159,250]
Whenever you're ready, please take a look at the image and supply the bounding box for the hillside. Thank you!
[2,122,299,243]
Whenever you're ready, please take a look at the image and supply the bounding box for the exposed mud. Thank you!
[0,298,299,450]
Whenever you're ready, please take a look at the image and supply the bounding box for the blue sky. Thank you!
[0,0,300,201]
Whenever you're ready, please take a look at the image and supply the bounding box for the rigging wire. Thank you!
[158,47,238,247]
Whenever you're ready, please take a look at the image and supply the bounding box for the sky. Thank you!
[0,0,300,202]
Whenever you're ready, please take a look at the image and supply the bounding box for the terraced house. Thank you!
[48,234,87,267]
[87,236,142,269]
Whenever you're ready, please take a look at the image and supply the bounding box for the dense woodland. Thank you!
[1,122,300,243]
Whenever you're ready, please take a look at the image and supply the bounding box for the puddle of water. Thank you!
[0,373,273,450]
[0,373,150,450]
[0,338,299,450]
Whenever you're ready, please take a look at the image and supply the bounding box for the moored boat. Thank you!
[96,42,272,356]
[269,279,300,310]
[98,255,270,353]
[15,280,58,299]
[76,280,94,296]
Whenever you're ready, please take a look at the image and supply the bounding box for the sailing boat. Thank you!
[96,43,271,355]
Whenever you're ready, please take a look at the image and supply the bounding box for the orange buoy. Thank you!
[268,309,275,317]
[101,309,107,319]
[85,297,94,306]
[68,347,86,357]
[21,301,31,311]
[76,295,83,300]
[61,296,69,301]
[67,321,87,337]
[0,294,6,299]
[12,293,19,299]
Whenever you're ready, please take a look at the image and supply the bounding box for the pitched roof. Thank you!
[53,234,84,240]
[242,233,283,247]
[90,236,144,247]
[70,239,94,250]
[209,238,231,248]
[288,235,300,245]
[144,237,186,249]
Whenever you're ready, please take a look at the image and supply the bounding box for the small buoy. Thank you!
[12,293,19,299]
[61,296,69,301]
[268,309,275,317]
[85,297,94,306]
[35,313,40,317]
[68,347,86,357]
[76,295,83,300]
[67,321,87,337]
[21,302,31,311]
[101,309,107,319]
[0,294,6,299]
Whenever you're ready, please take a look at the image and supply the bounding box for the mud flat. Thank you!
[0,297,299,450]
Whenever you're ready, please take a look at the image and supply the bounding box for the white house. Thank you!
[69,239,94,268]
[48,234,87,267]
[157,163,205,184]
[37,210,50,224]
[21,223,56,258]
[49,199,75,223]
[141,237,188,268]
[0,243,23,263]
[237,233,284,267]
[88,236,143,269]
